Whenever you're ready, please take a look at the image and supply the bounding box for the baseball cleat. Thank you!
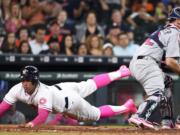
[161,119,174,129]
[176,115,180,129]
[161,125,171,129]
[175,123,180,129]
[128,117,157,130]
[124,99,137,113]
[119,65,131,78]
[128,117,144,128]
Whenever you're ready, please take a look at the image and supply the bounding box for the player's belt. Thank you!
[137,56,155,61]
[54,84,69,109]
[137,56,145,59]
[137,56,160,64]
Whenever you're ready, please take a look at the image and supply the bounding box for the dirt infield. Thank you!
[0,125,180,135]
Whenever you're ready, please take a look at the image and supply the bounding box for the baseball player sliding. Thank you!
[0,65,137,127]
[128,7,180,129]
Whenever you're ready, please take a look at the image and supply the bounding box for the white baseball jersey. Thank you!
[4,79,101,121]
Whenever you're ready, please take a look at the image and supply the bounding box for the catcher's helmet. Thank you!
[20,65,39,84]
[168,7,180,20]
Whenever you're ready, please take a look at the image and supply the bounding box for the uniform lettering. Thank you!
[162,28,171,34]
[144,38,154,46]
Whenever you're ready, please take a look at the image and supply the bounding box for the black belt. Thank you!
[137,56,160,64]
[137,56,145,59]
[54,84,69,109]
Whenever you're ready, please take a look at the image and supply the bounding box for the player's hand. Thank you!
[18,124,26,128]
[25,122,34,128]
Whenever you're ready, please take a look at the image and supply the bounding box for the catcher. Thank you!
[128,7,180,129]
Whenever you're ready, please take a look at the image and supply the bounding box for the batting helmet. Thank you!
[20,65,39,84]
[168,7,180,20]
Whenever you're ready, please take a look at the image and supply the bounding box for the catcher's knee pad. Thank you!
[164,75,173,92]
[160,94,174,120]
[137,92,162,120]
[160,75,174,120]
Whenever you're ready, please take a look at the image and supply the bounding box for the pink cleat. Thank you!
[128,117,157,129]
[124,99,137,113]
[128,115,160,130]
[119,65,131,78]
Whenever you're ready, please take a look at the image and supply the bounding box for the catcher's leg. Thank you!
[128,91,167,129]
[160,75,174,129]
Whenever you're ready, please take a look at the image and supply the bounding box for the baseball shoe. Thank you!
[124,99,137,113]
[175,115,180,129]
[176,123,180,129]
[119,65,131,78]
[128,115,156,129]
[161,119,174,129]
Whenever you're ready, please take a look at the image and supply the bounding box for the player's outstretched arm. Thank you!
[92,65,131,89]
[0,101,12,117]
[25,108,49,128]
[165,58,180,76]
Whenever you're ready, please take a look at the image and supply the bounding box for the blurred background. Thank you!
[0,0,180,125]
